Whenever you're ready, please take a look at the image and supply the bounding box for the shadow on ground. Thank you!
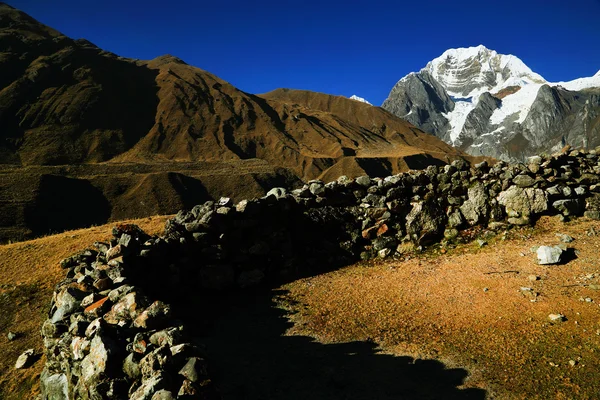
[200,289,486,400]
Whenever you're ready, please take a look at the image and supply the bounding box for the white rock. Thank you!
[15,349,35,369]
[548,313,566,322]
[537,246,563,265]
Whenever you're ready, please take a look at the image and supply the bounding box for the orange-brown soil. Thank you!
[276,216,600,399]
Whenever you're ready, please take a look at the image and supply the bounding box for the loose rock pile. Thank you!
[41,226,217,399]
[41,147,600,399]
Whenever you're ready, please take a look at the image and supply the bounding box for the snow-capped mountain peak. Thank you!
[349,95,371,105]
[424,45,546,98]
[381,45,600,163]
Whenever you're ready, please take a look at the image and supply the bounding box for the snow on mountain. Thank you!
[443,99,473,143]
[349,95,371,105]
[382,45,600,162]
[489,82,542,125]
[554,74,600,91]
[419,45,550,143]
[425,45,546,98]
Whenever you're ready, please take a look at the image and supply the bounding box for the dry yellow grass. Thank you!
[0,215,170,399]
[279,216,600,399]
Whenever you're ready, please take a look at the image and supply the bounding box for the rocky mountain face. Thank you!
[382,45,600,161]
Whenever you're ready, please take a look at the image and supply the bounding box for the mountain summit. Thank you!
[424,45,545,98]
[383,46,600,161]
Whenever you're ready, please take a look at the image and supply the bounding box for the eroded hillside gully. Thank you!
[41,148,600,399]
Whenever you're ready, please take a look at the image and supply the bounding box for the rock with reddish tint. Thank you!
[361,225,378,239]
[105,292,150,325]
[376,223,389,237]
[134,301,171,330]
[84,297,112,318]
[131,332,150,354]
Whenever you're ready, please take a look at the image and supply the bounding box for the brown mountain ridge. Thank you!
[0,3,476,241]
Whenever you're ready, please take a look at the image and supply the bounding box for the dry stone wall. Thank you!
[41,147,600,399]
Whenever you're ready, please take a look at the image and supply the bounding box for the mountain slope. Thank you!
[382,45,600,161]
[0,2,470,181]
[0,3,474,241]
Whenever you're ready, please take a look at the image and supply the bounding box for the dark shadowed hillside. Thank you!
[0,3,476,241]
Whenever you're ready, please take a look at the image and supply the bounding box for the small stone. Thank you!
[556,233,574,243]
[378,248,392,259]
[217,197,233,207]
[528,275,540,281]
[476,239,487,248]
[513,174,536,188]
[309,182,326,196]
[548,313,566,322]
[178,357,208,383]
[266,187,287,199]
[84,297,111,318]
[133,301,171,329]
[81,293,102,308]
[483,287,489,292]
[536,246,563,265]
[15,349,35,369]
[356,175,371,187]
[152,390,175,400]
[569,359,577,367]
[106,244,124,261]
[7,332,17,341]
[178,380,200,396]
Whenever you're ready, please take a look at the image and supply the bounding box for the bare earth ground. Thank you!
[274,216,600,399]
[0,215,169,399]
[2,215,600,399]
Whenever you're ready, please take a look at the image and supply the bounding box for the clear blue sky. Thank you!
[9,0,600,105]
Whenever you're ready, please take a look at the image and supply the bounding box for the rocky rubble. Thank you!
[41,225,217,399]
[41,147,600,399]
